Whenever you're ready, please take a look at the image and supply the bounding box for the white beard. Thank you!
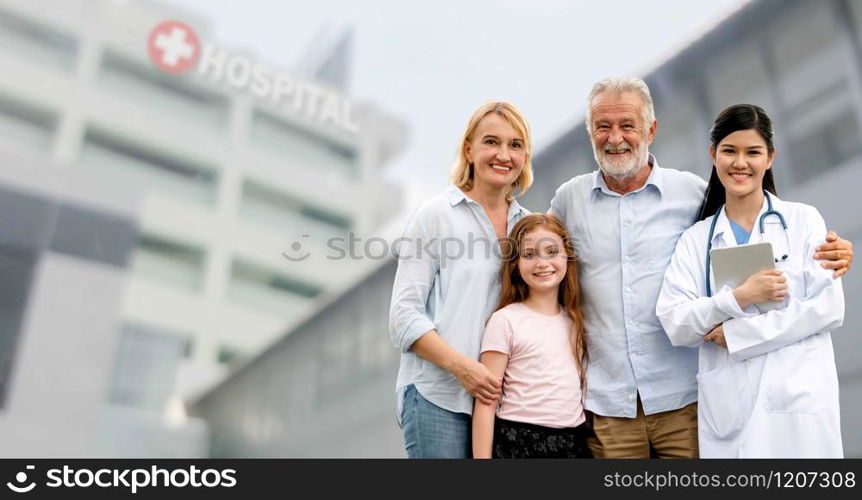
[593,139,650,180]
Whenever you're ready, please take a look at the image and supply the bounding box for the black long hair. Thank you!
[696,104,778,221]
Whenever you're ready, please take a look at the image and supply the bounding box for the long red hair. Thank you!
[497,214,588,392]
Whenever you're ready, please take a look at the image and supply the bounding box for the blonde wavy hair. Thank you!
[449,101,533,201]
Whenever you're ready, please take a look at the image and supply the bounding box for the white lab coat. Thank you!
[656,194,844,458]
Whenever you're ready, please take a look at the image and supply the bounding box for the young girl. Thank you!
[656,104,845,457]
[472,214,590,458]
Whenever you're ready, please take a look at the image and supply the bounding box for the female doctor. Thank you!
[656,104,845,458]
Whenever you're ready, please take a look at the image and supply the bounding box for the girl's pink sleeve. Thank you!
[481,312,513,355]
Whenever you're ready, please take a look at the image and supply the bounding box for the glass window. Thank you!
[130,234,205,291]
[783,97,862,184]
[849,0,862,42]
[108,321,188,410]
[521,131,594,212]
[249,110,358,179]
[0,249,38,409]
[97,51,229,129]
[354,265,397,371]
[0,94,56,155]
[216,344,243,365]
[769,4,843,106]
[239,180,351,242]
[703,39,771,115]
[767,4,862,183]
[317,309,357,399]
[78,128,218,206]
[651,81,710,174]
[226,259,321,316]
[0,8,77,72]
[182,337,193,359]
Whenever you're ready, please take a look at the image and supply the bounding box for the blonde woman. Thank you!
[389,101,534,458]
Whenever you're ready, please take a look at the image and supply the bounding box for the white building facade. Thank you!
[0,0,405,456]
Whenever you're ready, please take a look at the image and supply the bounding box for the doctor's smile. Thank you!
[713,128,773,200]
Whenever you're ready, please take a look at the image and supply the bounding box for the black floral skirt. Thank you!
[493,417,592,458]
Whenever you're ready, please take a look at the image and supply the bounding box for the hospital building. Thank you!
[0,0,406,456]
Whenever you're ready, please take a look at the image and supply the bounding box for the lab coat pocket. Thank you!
[763,340,826,413]
[696,362,752,439]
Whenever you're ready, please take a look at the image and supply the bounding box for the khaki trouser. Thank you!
[587,396,699,458]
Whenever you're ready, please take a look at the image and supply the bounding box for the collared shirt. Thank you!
[389,185,530,425]
[549,155,707,417]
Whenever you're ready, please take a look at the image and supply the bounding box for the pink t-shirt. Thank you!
[481,302,585,429]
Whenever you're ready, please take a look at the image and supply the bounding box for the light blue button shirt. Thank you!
[549,155,707,417]
[389,185,530,425]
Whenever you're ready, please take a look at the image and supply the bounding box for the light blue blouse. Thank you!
[389,185,529,425]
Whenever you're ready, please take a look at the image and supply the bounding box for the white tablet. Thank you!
[710,242,782,313]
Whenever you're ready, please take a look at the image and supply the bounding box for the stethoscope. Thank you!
[705,190,789,297]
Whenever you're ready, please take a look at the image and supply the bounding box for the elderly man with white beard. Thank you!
[548,77,854,458]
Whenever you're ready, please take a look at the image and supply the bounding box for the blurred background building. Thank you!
[0,0,406,456]
[192,0,862,457]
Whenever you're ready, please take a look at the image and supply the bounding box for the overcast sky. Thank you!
[163,0,749,191]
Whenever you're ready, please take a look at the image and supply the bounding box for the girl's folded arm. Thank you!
[472,351,508,459]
